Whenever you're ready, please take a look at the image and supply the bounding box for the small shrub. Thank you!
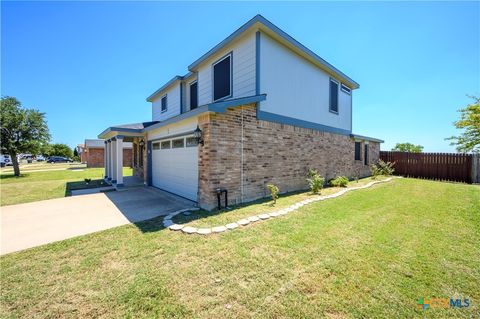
[267,184,279,204]
[84,178,92,184]
[306,169,325,194]
[330,176,349,187]
[370,160,395,179]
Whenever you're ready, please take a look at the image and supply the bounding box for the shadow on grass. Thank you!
[0,173,30,180]
[65,179,111,196]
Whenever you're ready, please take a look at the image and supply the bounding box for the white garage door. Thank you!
[151,136,198,201]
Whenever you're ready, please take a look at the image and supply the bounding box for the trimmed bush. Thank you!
[307,169,325,194]
[330,176,349,187]
[267,184,279,205]
[370,160,395,179]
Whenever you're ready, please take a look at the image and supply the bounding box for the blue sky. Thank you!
[2,1,479,152]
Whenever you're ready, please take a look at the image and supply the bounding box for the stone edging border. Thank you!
[163,177,396,235]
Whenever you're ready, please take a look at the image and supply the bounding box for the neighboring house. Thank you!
[78,139,133,168]
[99,15,383,210]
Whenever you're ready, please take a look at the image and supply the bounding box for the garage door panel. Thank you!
[151,139,198,201]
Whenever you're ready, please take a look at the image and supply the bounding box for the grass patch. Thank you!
[1,178,478,318]
[173,176,389,228]
[0,167,132,206]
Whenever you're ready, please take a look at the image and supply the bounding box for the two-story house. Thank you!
[99,15,383,210]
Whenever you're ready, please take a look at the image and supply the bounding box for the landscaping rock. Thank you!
[169,224,184,231]
[247,216,260,222]
[197,228,212,235]
[212,226,227,233]
[237,219,250,226]
[182,226,198,234]
[182,211,191,216]
[258,214,270,220]
[226,223,239,229]
[269,212,280,217]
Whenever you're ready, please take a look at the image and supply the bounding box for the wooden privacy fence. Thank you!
[380,151,479,184]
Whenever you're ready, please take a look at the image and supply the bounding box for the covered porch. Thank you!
[98,122,158,188]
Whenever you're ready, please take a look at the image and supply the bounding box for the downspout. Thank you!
[241,105,244,203]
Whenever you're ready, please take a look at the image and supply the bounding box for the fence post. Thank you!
[473,154,480,184]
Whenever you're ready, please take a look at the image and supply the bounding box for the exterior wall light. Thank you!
[194,125,204,146]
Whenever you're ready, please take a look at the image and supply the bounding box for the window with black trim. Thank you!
[161,141,171,149]
[172,138,184,148]
[329,79,339,113]
[364,144,369,165]
[354,142,361,161]
[341,84,351,95]
[213,54,231,101]
[152,142,160,150]
[161,95,167,112]
[190,81,198,110]
[186,137,198,147]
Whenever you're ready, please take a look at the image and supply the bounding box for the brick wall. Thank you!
[86,148,104,168]
[198,104,380,210]
[86,147,133,168]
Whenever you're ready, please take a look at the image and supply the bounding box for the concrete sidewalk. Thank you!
[0,187,195,255]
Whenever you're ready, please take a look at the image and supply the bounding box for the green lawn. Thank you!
[1,178,478,318]
[174,176,389,228]
[0,167,132,206]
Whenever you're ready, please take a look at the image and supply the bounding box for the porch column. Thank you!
[111,138,117,183]
[115,136,124,187]
[107,140,113,181]
[104,140,108,179]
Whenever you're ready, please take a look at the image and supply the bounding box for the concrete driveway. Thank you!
[0,187,195,255]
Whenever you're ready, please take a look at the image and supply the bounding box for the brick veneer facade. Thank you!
[86,147,133,168]
[198,103,380,210]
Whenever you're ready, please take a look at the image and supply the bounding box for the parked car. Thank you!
[36,155,45,162]
[0,154,13,167]
[47,156,73,163]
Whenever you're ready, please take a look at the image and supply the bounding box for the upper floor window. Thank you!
[161,95,167,113]
[341,84,351,95]
[354,142,361,161]
[213,53,232,101]
[190,81,198,110]
[329,79,339,113]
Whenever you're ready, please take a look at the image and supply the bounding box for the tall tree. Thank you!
[0,97,50,176]
[392,142,424,153]
[50,143,73,158]
[446,96,480,153]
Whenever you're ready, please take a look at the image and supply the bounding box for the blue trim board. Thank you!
[146,75,182,102]
[255,30,261,118]
[257,110,352,136]
[180,82,184,113]
[116,183,124,188]
[143,94,266,132]
[147,141,152,186]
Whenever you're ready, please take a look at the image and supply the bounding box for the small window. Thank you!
[172,138,184,148]
[354,142,361,161]
[364,144,369,165]
[161,141,171,149]
[329,79,339,113]
[213,53,232,101]
[341,84,351,95]
[190,81,198,110]
[186,137,198,147]
[152,142,160,150]
[161,95,167,113]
